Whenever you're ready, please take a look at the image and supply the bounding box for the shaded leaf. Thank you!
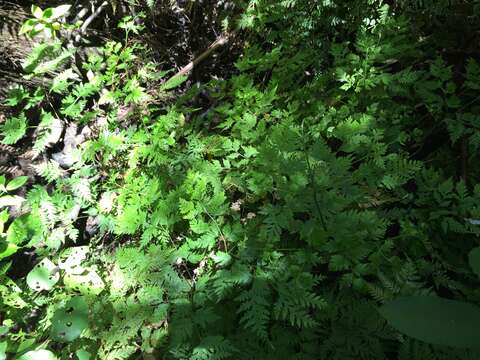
[379,296,480,348]
[75,349,91,360]
[0,242,18,260]
[468,246,480,278]
[161,75,187,90]
[51,297,88,342]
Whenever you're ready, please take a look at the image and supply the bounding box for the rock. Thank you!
[67,204,82,222]
[43,117,64,148]
[51,151,77,169]
[0,154,9,166]
[85,215,99,237]
[51,123,88,169]
[63,122,79,148]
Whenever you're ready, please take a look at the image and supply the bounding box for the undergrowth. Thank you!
[1,1,480,359]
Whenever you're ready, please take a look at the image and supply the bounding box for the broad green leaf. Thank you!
[379,296,480,348]
[51,297,89,342]
[50,69,79,93]
[64,268,105,296]
[0,209,8,233]
[42,8,53,19]
[0,278,27,308]
[98,89,116,105]
[31,5,43,19]
[6,214,41,245]
[76,349,91,360]
[26,258,59,292]
[0,242,18,260]
[0,195,25,208]
[6,176,28,191]
[51,5,71,19]
[15,339,36,356]
[58,246,89,273]
[18,349,57,360]
[0,341,6,360]
[19,19,36,35]
[468,246,480,278]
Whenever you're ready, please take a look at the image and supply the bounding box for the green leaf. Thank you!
[0,261,11,275]
[15,339,36,355]
[50,69,78,94]
[0,209,8,233]
[31,5,44,19]
[58,246,89,273]
[211,251,232,267]
[0,242,18,260]
[19,19,36,36]
[26,258,59,292]
[76,349,91,360]
[50,5,71,19]
[161,75,187,90]
[64,268,105,296]
[6,214,40,245]
[42,8,53,19]
[4,85,29,106]
[469,246,480,278]
[18,349,57,360]
[0,195,25,208]
[0,278,27,308]
[0,341,6,360]
[379,296,480,348]
[6,176,29,191]
[0,113,28,144]
[51,297,89,342]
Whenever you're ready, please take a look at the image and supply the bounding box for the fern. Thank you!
[34,160,65,182]
[33,111,59,155]
[0,113,28,145]
[190,336,237,360]
[236,277,271,341]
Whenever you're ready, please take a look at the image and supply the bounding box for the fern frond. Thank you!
[34,160,65,182]
[236,278,271,341]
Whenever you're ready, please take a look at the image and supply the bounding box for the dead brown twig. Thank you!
[166,31,235,82]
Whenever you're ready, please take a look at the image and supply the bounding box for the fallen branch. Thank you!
[71,0,108,43]
[80,0,108,34]
[166,32,233,82]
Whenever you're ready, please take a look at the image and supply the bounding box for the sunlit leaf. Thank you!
[26,258,59,292]
[6,176,29,191]
[18,349,57,360]
[50,5,71,19]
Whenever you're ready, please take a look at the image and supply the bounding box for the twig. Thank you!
[80,1,108,34]
[166,32,233,82]
[73,6,89,23]
[71,0,108,43]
